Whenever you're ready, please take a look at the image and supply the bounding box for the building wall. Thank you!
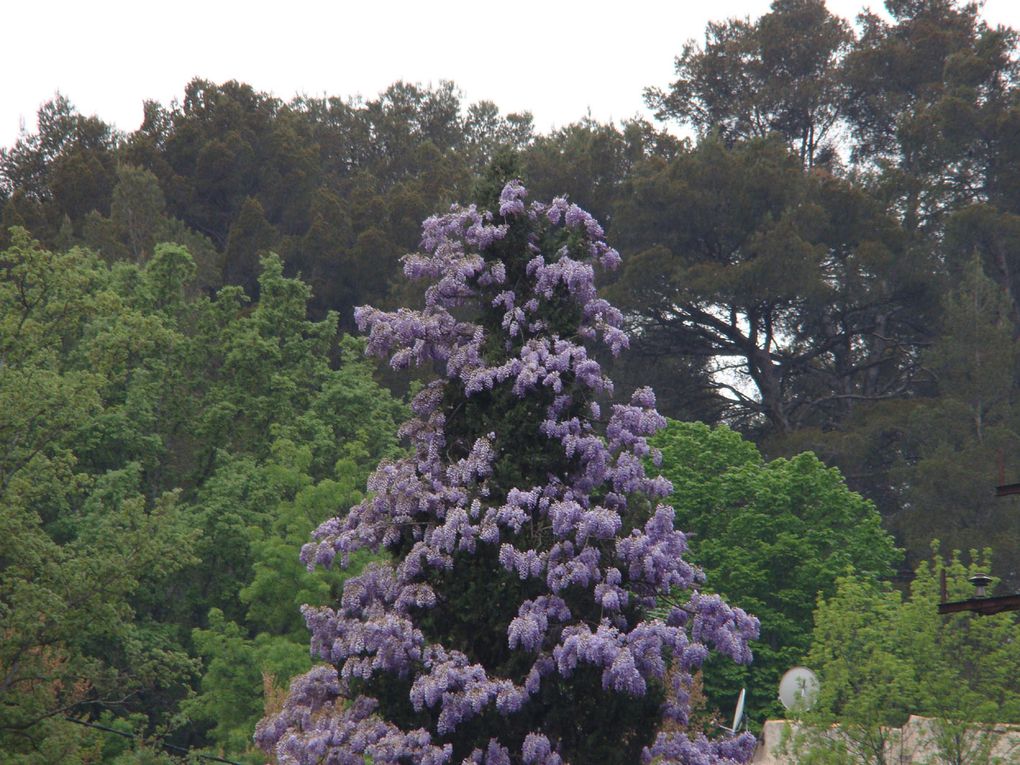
[751,715,1020,764]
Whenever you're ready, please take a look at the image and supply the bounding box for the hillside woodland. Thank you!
[3,2,1020,763]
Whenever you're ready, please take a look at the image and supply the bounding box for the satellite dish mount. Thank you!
[719,688,746,735]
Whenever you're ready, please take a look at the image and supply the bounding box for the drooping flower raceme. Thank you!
[256,184,759,765]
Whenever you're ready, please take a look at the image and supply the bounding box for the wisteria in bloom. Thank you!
[256,182,759,765]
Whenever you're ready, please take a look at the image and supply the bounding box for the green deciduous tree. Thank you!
[789,548,1020,765]
[177,350,402,759]
[182,444,387,760]
[1,226,405,761]
[0,232,198,762]
[654,420,898,726]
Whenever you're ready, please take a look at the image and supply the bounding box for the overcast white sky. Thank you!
[4,0,1020,149]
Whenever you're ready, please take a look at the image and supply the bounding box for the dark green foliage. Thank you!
[4,79,534,331]
[222,197,276,297]
[110,165,167,261]
[0,96,120,237]
[878,260,1020,586]
[842,0,1017,233]
[610,136,933,435]
[646,0,851,168]
[522,118,679,227]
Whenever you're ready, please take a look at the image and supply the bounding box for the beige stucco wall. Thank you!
[750,715,1020,764]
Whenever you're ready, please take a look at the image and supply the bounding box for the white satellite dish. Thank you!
[719,688,746,734]
[778,666,819,712]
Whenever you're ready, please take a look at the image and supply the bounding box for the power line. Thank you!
[62,716,245,765]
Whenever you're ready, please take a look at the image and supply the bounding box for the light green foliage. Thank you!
[0,231,199,762]
[165,256,403,627]
[185,609,309,762]
[240,438,378,638]
[0,228,404,762]
[193,253,341,464]
[798,577,918,765]
[182,431,396,757]
[164,267,402,758]
[653,420,899,725]
[790,549,1020,765]
[908,555,1020,764]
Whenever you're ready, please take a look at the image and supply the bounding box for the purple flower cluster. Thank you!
[253,668,453,765]
[644,730,758,765]
[258,183,759,765]
[499,180,528,217]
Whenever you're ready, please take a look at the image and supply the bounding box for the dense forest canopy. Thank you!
[3,1,1020,763]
